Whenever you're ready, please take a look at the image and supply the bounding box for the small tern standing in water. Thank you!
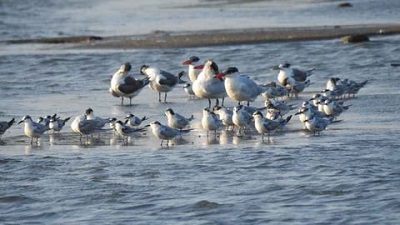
[18,115,50,145]
[148,121,192,146]
[183,83,196,98]
[125,114,148,127]
[303,115,332,136]
[213,106,234,130]
[274,63,315,87]
[85,108,109,129]
[165,108,194,131]
[321,99,351,119]
[201,107,221,137]
[71,114,110,144]
[232,105,253,136]
[49,114,71,132]
[140,65,184,102]
[252,111,292,142]
[114,120,146,144]
[110,63,151,105]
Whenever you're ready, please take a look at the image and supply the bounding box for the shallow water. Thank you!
[1,0,400,224]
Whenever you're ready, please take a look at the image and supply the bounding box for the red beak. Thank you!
[182,59,192,65]
[214,72,224,80]
[194,64,204,70]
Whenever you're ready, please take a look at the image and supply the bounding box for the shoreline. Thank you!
[5,23,400,49]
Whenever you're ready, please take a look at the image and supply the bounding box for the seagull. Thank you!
[125,114,148,127]
[217,67,269,106]
[85,108,109,129]
[165,108,194,131]
[49,114,71,132]
[18,115,49,145]
[110,62,151,105]
[201,107,222,137]
[213,106,234,130]
[252,111,292,141]
[114,120,146,144]
[140,65,184,102]
[147,121,191,146]
[232,105,253,136]
[0,118,15,140]
[192,60,226,108]
[273,63,315,86]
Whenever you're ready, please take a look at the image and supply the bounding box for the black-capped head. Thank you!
[252,111,263,117]
[165,108,174,115]
[121,62,132,72]
[190,56,200,62]
[210,61,219,73]
[223,67,239,75]
[85,108,93,115]
[140,65,149,75]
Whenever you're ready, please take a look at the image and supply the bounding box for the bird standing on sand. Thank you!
[140,65,184,102]
[217,67,269,106]
[274,63,314,87]
[252,111,291,141]
[182,56,202,99]
[232,105,253,136]
[125,114,148,127]
[18,115,49,145]
[49,114,71,132]
[148,121,191,146]
[192,60,226,108]
[114,120,146,144]
[110,63,151,106]
[165,108,194,131]
[201,107,221,137]
[85,108,109,129]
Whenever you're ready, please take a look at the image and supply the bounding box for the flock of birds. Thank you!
[0,56,369,146]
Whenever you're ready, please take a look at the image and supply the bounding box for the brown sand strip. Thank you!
[7,35,103,44]
[5,24,400,49]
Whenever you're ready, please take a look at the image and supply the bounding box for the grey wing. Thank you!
[0,122,8,133]
[79,121,96,134]
[33,124,48,133]
[158,70,178,86]
[160,126,179,139]
[292,68,308,82]
[118,77,149,94]
[176,114,189,125]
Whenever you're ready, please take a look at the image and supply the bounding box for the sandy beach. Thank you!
[6,23,400,49]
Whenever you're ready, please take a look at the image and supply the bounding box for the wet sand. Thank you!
[6,23,400,49]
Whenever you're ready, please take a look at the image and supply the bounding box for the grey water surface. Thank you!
[1,0,400,224]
